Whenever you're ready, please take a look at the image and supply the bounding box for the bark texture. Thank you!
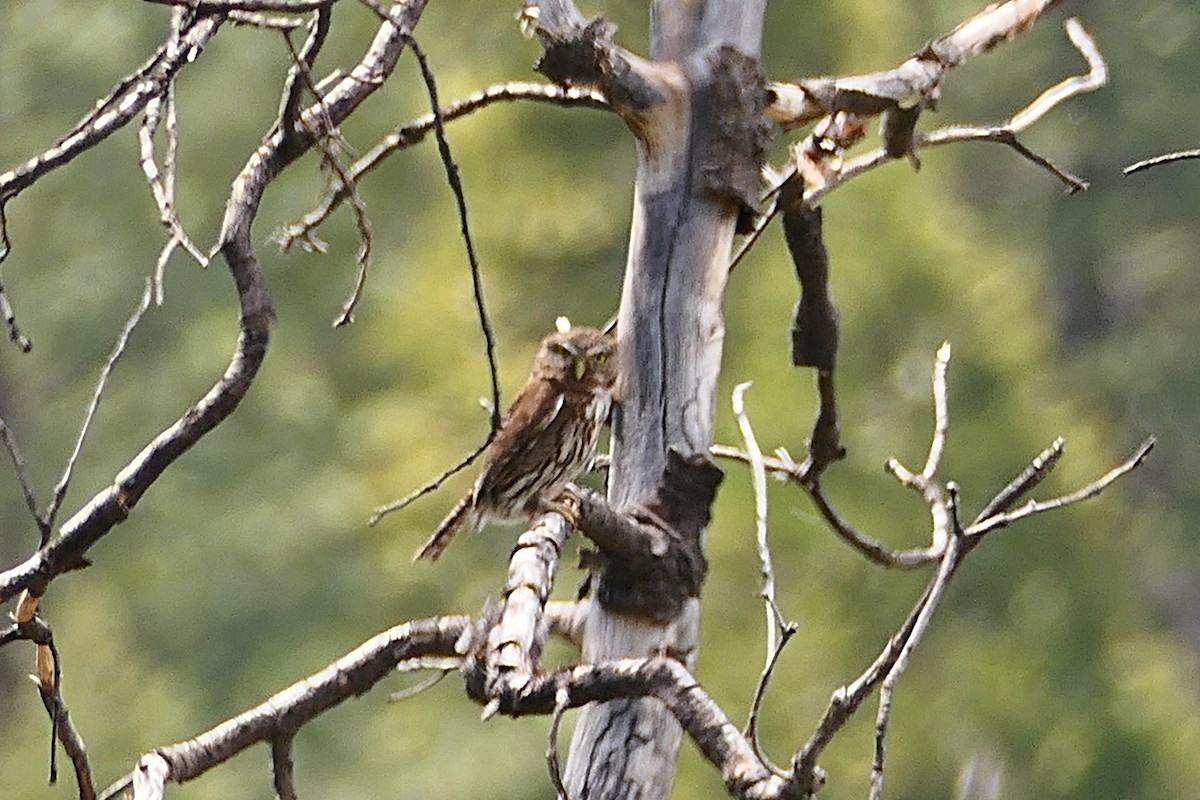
[562,1,768,796]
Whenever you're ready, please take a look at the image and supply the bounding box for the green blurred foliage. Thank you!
[2,2,1199,799]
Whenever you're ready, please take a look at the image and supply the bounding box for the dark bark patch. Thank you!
[696,45,772,215]
[781,198,839,371]
[582,450,722,621]
[536,17,618,88]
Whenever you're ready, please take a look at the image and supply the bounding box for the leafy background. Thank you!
[2,1,1198,798]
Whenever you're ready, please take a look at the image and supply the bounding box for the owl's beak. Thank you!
[574,359,587,380]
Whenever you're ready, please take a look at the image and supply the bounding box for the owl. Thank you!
[414,323,619,561]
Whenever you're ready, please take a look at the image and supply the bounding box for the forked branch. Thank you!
[730,7,1105,276]
[718,345,1151,798]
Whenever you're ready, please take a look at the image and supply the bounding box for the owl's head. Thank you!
[534,326,619,390]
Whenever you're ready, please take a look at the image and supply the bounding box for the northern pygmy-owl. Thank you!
[414,324,619,561]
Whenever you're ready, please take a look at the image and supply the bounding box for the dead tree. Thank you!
[0,2,1151,800]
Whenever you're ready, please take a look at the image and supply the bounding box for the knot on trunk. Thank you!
[578,449,722,621]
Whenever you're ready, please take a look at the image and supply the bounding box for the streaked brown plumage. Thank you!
[415,325,618,561]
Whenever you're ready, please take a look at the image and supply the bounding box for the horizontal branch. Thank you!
[99,617,469,798]
[768,0,1062,127]
[279,81,607,248]
[801,16,1104,206]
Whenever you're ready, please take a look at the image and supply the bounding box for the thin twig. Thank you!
[0,208,33,350]
[386,669,450,701]
[968,437,1155,537]
[0,15,222,207]
[884,454,951,555]
[871,523,963,800]
[354,0,396,22]
[33,632,97,800]
[0,413,44,538]
[973,437,1064,522]
[402,33,501,432]
[921,126,1088,193]
[1124,149,1200,175]
[730,382,799,774]
[744,624,796,779]
[278,14,374,328]
[791,528,945,790]
[727,169,791,274]
[547,688,571,800]
[44,280,154,534]
[279,82,607,247]
[368,437,492,525]
[806,481,941,569]
[1010,19,1107,131]
[709,444,941,568]
[731,383,780,653]
[0,282,31,352]
[921,342,951,479]
[882,346,953,552]
[138,73,208,276]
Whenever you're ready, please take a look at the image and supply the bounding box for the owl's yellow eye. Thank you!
[593,352,608,364]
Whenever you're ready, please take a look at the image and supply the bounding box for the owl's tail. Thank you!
[414,493,472,562]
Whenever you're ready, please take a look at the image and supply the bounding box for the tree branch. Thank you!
[800,16,1104,206]
[98,616,468,798]
[769,0,1064,128]
[279,81,607,248]
[44,281,153,539]
[1125,149,1200,175]
[0,412,42,535]
[0,15,223,206]
[138,22,209,285]
[1,0,433,605]
[502,656,803,800]
[968,437,1155,538]
[401,33,502,431]
[484,513,571,710]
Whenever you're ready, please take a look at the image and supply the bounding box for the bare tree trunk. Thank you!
[563,1,768,796]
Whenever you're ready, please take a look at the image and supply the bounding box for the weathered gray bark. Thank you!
[562,1,768,797]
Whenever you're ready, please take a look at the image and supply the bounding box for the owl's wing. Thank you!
[473,380,566,503]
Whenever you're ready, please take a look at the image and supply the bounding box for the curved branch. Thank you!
[768,0,1063,127]
[0,15,223,206]
[507,657,801,800]
[1,0,432,605]
[279,81,607,247]
[98,616,467,798]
